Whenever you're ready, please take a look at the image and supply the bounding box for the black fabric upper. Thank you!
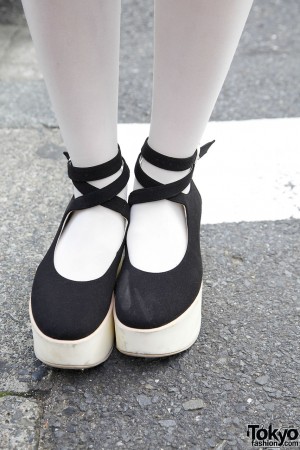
[31,149,130,340]
[115,138,214,329]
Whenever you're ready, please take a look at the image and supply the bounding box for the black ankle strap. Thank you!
[63,146,123,182]
[129,138,215,206]
[69,160,130,219]
[141,139,198,171]
[140,138,215,171]
[63,147,130,220]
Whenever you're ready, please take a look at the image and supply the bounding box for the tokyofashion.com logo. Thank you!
[247,424,299,447]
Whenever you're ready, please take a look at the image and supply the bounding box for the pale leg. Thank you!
[128,0,254,272]
[22,0,125,280]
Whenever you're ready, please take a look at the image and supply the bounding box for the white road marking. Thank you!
[118,118,300,224]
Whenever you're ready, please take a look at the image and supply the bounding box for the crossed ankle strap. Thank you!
[63,148,130,220]
[64,146,123,182]
[128,138,214,206]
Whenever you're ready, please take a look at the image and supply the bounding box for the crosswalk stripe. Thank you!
[118,118,300,224]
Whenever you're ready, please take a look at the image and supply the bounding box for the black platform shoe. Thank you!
[114,138,214,357]
[30,148,130,369]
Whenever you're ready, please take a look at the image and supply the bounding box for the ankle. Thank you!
[140,159,189,183]
[133,159,191,196]
[74,167,127,201]
[133,138,197,192]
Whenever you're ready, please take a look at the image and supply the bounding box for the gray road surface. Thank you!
[0,1,299,449]
[0,0,299,126]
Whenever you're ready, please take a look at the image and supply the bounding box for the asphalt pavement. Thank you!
[0,1,299,449]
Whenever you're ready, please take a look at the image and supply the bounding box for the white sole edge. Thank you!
[114,284,202,357]
[29,298,114,369]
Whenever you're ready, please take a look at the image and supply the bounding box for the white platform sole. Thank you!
[29,299,114,369]
[114,284,202,357]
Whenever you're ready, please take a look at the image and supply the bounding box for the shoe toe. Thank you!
[31,260,113,340]
[115,262,201,330]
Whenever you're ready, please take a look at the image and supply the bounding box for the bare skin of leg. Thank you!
[128,0,254,272]
[21,0,125,281]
